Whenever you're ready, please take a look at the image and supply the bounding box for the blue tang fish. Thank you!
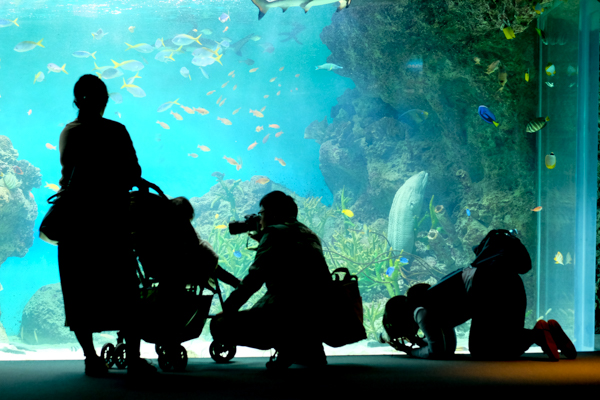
[233,250,242,258]
[385,267,395,277]
[400,257,408,264]
[478,106,499,127]
[466,208,471,216]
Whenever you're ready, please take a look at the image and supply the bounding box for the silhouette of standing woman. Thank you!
[57,74,154,376]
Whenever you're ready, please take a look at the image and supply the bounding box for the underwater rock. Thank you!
[0,320,8,344]
[319,139,368,206]
[21,283,76,345]
[388,171,428,255]
[0,135,41,268]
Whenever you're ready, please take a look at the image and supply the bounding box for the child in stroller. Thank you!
[100,183,240,373]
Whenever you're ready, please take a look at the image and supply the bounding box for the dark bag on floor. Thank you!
[39,168,77,246]
[323,267,367,348]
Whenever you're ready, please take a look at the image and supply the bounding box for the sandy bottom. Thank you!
[0,335,541,361]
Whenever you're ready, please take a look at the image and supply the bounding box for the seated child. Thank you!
[170,197,240,290]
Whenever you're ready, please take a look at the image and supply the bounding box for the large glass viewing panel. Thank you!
[0,0,597,362]
[536,0,599,352]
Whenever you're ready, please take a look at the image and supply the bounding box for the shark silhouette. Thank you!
[280,23,306,45]
[251,0,351,20]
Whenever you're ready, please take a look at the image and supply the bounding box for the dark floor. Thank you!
[1,352,599,399]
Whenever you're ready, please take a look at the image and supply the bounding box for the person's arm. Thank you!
[222,229,278,312]
[58,127,76,190]
[119,125,142,188]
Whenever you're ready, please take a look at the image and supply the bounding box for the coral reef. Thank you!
[303,1,541,300]
[20,283,76,345]
[0,135,42,267]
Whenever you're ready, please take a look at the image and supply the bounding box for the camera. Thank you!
[228,214,261,235]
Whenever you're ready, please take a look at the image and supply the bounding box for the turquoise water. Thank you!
[0,0,353,335]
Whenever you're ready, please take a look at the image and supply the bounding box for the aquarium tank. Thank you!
[0,0,598,361]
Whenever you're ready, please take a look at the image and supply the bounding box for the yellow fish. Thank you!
[279,66,284,71]
[256,126,264,132]
[263,95,269,99]
[128,26,135,33]
[554,251,564,265]
[223,155,238,165]
[198,145,210,152]
[566,252,572,264]
[156,120,170,129]
[250,109,264,118]
[217,117,232,125]
[269,124,280,129]
[216,95,222,104]
[277,91,281,96]
[525,68,529,82]
[486,60,500,75]
[180,105,195,114]
[45,182,59,192]
[270,77,276,82]
[228,70,235,76]
[207,90,216,95]
[545,152,556,169]
[195,107,209,115]
[232,107,241,115]
[219,98,226,107]
[260,106,266,112]
[502,25,515,40]
[215,214,219,219]
[233,85,237,90]
[170,111,183,120]
[249,68,258,73]
[275,157,286,166]
[215,225,227,229]
[221,81,229,88]
[342,209,354,218]
[256,177,270,184]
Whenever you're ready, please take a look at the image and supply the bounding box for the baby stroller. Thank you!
[99,179,237,371]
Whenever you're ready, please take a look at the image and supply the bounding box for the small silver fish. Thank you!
[545,82,554,87]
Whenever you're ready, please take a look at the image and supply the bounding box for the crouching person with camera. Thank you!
[210,191,332,369]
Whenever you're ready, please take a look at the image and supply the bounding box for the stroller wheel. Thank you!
[101,343,116,368]
[209,341,236,363]
[157,344,187,372]
[114,343,128,369]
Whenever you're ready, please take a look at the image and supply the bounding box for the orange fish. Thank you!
[275,157,286,166]
[217,117,232,125]
[216,95,222,105]
[276,91,281,96]
[233,85,237,90]
[295,74,300,78]
[256,177,270,184]
[250,109,264,118]
[29,192,34,199]
[236,158,242,171]
[188,153,199,158]
[250,68,258,73]
[260,106,266,112]
[228,70,235,76]
[275,131,284,137]
[269,124,280,129]
[221,81,229,88]
[531,206,543,212]
[270,77,276,83]
[263,95,269,99]
[232,107,241,115]
[262,133,270,143]
[170,111,183,120]
[180,105,195,114]
[223,155,238,166]
[27,109,32,115]
[195,107,210,115]
[207,90,216,95]
[279,67,284,71]
[219,98,226,107]
[157,120,170,129]
[256,126,264,132]
[248,141,258,150]
[45,143,56,150]
[223,26,228,33]
[198,145,211,152]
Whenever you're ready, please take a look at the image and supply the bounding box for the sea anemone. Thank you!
[427,229,438,240]
[434,205,444,214]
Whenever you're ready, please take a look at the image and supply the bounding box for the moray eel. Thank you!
[388,171,428,256]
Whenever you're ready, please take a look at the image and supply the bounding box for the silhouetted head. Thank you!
[258,190,298,229]
[73,74,108,120]
[382,295,419,341]
[406,283,431,309]
[171,196,194,221]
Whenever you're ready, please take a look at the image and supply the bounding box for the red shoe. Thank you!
[533,320,559,361]
[548,320,577,359]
